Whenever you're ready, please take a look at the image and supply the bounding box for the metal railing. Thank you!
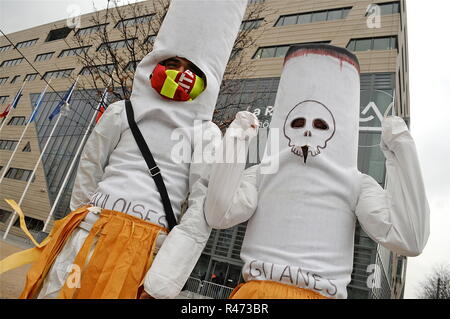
[369,249,392,299]
[183,277,234,299]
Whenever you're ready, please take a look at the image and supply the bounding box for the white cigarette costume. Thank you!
[38,0,247,298]
[205,44,430,299]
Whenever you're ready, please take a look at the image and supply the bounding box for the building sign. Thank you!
[251,89,395,133]
[359,89,395,132]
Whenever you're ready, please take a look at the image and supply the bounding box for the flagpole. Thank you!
[0,83,50,184]
[42,85,110,232]
[0,81,27,133]
[2,77,79,240]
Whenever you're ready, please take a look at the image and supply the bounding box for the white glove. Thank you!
[380,116,410,155]
[227,111,259,140]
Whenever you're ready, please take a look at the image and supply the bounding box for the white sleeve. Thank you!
[355,116,430,257]
[69,101,123,210]
[204,112,259,229]
[144,121,222,299]
[205,164,259,229]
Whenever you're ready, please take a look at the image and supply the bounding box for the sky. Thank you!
[0,0,449,299]
[401,1,450,299]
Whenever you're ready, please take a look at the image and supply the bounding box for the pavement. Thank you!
[0,239,32,299]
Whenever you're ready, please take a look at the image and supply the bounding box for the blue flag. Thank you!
[48,82,76,121]
[28,84,49,123]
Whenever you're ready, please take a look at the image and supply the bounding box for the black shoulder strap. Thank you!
[124,99,177,231]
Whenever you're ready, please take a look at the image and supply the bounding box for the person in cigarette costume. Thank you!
[0,0,247,299]
[205,44,430,299]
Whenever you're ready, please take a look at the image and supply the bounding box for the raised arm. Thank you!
[70,101,123,210]
[355,116,430,256]
[204,111,260,229]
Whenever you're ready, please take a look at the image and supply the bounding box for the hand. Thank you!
[228,111,259,140]
[139,290,154,299]
[380,116,409,154]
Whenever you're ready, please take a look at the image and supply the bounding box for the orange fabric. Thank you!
[57,209,167,299]
[229,281,330,299]
[19,206,92,299]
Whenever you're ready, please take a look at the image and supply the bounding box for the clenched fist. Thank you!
[380,116,412,158]
[227,111,260,140]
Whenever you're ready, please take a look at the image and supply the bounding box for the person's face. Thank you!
[160,57,205,81]
[161,57,191,72]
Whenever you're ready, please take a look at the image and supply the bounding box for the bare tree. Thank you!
[66,0,170,102]
[62,0,268,121]
[417,264,450,299]
[214,1,269,130]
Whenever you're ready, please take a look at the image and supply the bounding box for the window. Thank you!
[5,167,34,182]
[145,35,156,44]
[297,13,312,24]
[58,46,90,58]
[45,27,72,42]
[0,58,24,67]
[378,2,400,15]
[240,19,263,31]
[373,37,391,50]
[0,139,18,150]
[312,11,328,22]
[13,215,43,231]
[0,77,8,85]
[347,36,398,52]
[24,73,38,82]
[229,48,242,61]
[355,38,372,51]
[260,47,276,59]
[253,41,331,59]
[35,52,54,62]
[275,7,352,27]
[0,44,12,53]
[0,209,12,223]
[327,9,343,21]
[16,39,38,48]
[124,61,140,72]
[0,96,8,104]
[42,68,74,80]
[282,15,298,26]
[22,142,31,152]
[80,64,115,75]
[366,2,400,17]
[10,75,20,84]
[75,24,107,36]
[328,8,351,20]
[8,116,26,125]
[274,46,290,58]
[115,14,155,29]
[97,38,135,51]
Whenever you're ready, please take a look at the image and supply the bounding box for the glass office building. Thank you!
[1,0,410,299]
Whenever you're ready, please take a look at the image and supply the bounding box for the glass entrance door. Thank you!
[208,259,243,288]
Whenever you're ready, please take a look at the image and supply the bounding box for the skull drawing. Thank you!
[283,100,336,163]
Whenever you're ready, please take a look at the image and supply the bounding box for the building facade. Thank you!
[0,0,409,298]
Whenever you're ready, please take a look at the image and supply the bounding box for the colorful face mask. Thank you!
[150,64,205,101]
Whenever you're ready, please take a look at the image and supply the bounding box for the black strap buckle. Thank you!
[149,166,160,177]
